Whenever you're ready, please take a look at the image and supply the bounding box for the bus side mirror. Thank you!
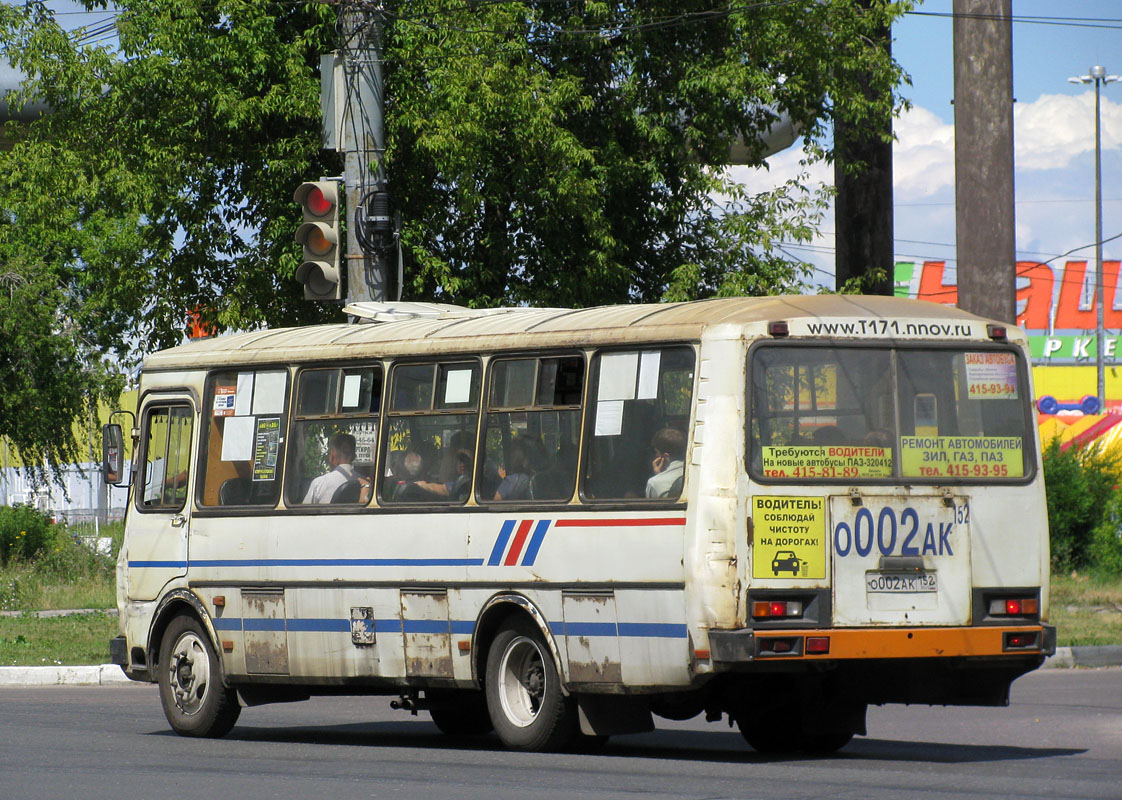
[102,423,127,486]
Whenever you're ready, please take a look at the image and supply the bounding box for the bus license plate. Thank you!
[865,572,937,593]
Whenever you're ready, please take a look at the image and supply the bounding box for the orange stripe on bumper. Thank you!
[759,626,1044,659]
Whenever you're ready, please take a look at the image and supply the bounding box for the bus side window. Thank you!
[380,361,480,505]
[286,366,381,506]
[140,405,193,510]
[199,370,289,507]
[582,347,694,501]
[481,355,584,503]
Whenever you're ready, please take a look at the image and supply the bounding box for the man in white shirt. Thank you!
[646,428,686,498]
[303,433,360,504]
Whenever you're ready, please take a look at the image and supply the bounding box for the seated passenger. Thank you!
[414,449,472,500]
[646,428,686,499]
[303,433,362,504]
[494,438,532,501]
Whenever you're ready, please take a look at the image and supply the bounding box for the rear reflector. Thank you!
[806,636,830,655]
[757,637,801,656]
[768,320,789,337]
[1004,631,1039,650]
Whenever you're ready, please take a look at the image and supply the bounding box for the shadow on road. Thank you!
[154,720,1085,765]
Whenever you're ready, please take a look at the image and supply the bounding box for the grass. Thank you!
[1049,572,1122,647]
[0,612,118,666]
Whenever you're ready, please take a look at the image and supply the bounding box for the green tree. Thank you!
[0,0,911,476]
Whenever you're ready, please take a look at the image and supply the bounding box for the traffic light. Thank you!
[294,181,342,300]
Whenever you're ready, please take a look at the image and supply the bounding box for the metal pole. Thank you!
[1095,73,1106,413]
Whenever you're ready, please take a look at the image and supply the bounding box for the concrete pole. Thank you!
[952,0,1016,323]
[340,3,388,303]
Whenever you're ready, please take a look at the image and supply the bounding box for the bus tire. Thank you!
[427,690,494,736]
[484,618,576,751]
[157,614,240,738]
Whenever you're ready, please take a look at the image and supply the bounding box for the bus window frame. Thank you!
[377,357,483,507]
[745,339,1038,487]
[577,342,697,505]
[285,361,386,509]
[135,397,196,515]
[195,365,293,510]
[479,350,586,506]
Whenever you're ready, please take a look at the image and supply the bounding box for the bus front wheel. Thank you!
[157,614,240,738]
[484,618,577,751]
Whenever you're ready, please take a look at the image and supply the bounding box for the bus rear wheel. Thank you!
[157,614,240,738]
[484,617,577,751]
[737,716,854,755]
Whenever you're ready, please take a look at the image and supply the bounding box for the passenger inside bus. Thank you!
[302,433,365,504]
[413,449,473,500]
[646,428,686,498]
[494,438,533,501]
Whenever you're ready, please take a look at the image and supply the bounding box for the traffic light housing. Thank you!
[294,181,341,300]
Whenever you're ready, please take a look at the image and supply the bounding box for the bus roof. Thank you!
[142,295,1019,370]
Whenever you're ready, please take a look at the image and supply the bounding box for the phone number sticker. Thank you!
[964,352,1018,400]
[900,436,1023,479]
[762,446,892,479]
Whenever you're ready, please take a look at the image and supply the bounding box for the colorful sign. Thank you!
[899,436,1023,479]
[761,446,892,479]
[752,496,827,580]
[896,259,1122,365]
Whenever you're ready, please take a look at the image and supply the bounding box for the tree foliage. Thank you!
[0,0,910,477]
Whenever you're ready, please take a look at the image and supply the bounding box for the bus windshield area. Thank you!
[749,345,1033,482]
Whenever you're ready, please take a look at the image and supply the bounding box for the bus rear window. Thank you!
[749,345,1033,483]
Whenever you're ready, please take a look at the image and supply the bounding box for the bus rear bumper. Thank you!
[708,624,1054,664]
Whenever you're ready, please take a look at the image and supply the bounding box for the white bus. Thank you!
[105,295,1053,753]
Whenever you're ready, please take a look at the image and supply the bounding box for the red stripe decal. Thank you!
[553,518,686,528]
[504,519,534,566]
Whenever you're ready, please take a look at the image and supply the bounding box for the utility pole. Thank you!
[340,2,389,304]
[952,0,1015,323]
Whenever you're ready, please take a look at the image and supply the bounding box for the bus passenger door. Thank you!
[126,399,195,602]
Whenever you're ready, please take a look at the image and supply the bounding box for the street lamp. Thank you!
[1069,66,1119,414]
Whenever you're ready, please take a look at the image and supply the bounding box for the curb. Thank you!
[0,664,135,686]
[1042,645,1122,669]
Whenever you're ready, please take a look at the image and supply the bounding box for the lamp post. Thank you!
[1069,66,1119,414]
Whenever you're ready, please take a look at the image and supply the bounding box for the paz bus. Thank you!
[104,295,1053,753]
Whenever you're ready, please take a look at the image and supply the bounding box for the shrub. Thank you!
[0,505,54,566]
[1043,437,1122,573]
[1090,491,1122,575]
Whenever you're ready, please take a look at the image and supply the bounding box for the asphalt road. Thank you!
[2,668,1120,800]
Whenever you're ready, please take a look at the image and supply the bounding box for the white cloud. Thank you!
[893,105,955,199]
[1014,92,1122,171]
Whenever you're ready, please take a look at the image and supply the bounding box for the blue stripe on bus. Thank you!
[559,621,618,637]
[128,561,188,569]
[617,622,689,638]
[488,519,517,566]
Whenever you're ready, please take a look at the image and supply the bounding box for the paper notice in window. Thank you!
[234,373,254,416]
[964,352,1018,399]
[213,386,236,417]
[598,353,638,401]
[595,400,625,436]
[221,415,256,462]
[637,351,661,400]
[444,369,473,405]
[253,371,287,414]
[342,373,362,409]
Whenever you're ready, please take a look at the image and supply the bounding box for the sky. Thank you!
[734,0,1122,292]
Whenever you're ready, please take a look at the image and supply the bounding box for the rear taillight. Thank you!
[752,600,804,620]
[988,596,1039,617]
